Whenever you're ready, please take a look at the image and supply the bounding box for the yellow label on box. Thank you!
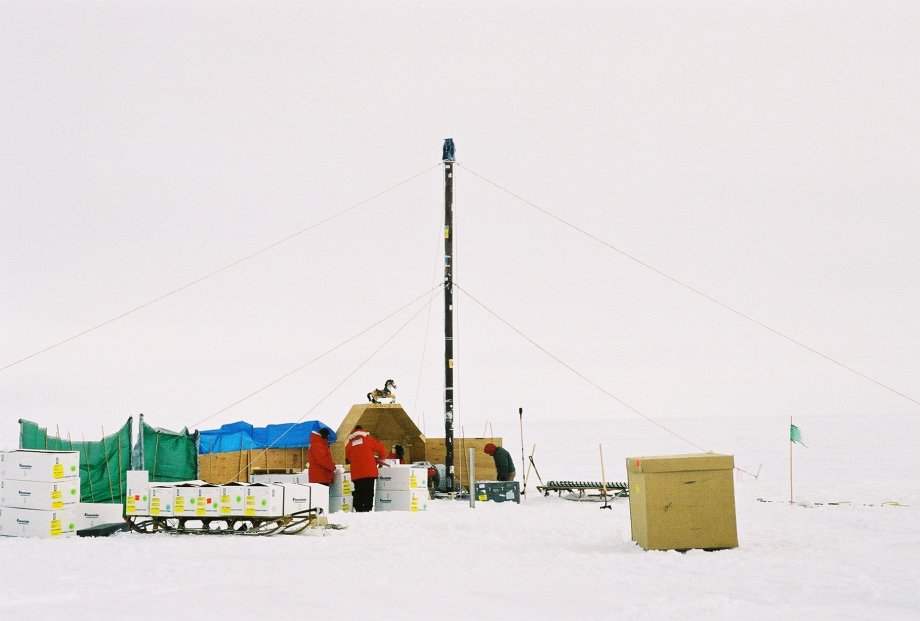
[52,490,62,499]
[50,519,61,536]
[221,506,231,514]
[343,483,352,494]
[245,508,255,516]
[221,495,230,504]
[53,464,64,479]
[196,507,206,516]
[478,494,487,501]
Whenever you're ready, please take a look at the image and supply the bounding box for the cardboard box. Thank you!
[243,483,283,517]
[150,485,177,517]
[307,483,330,517]
[250,472,310,485]
[328,494,352,513]
[0,450,80,482]
[626,453,738,551]
[275,483,313,516]
[125,486,150,517]
[174,484,221,517]
[1,478,80,510]
[74,502,124,530]
[330,469,352,497]
[0,506,77,538]
[219,483,249,516]
[377,465,428,491]
[374,488,429,512]
[474,481,520,504]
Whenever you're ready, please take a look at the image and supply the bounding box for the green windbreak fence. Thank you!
[18,418,132,504]
[141,420,198,482]
[18,417,199,503]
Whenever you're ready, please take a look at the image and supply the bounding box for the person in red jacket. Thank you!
[387,444,406,464]
[307,428,335,486]
[345,426,387,512]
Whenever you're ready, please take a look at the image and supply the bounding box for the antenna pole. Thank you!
[442,138,456,493]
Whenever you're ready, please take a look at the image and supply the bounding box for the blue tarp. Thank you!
[199,420,337,455]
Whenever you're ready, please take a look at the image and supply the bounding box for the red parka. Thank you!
[307,431,335,484]
[345,429,387,480]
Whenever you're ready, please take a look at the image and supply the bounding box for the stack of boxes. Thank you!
[374,464,429,512]
[0,449,80,538]
[329,467,352,513]
[249,472,330,518]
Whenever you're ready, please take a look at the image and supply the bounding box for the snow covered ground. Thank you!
[1,412,917,620]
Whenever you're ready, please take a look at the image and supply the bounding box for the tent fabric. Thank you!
[141,421,199,482]
[18,418,132,504]
[199,420,336,455]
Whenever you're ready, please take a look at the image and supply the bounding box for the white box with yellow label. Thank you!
[374,488,429,512]
[242,483,283,516]
[330,469,352,497]
[149,485,177,517]
[174,484,221,517]
[0,478,80,510]
[0,450,80,482]
[328,494,352,513]
[376,465,428,491]
[74,502,124,529]
[0,506,77,538]
[124,486,150,516]
[218,483,249,516]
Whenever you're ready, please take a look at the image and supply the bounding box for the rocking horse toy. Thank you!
[367,379,397,404]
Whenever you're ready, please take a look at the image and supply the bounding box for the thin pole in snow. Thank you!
[789,416,793,505]
[518,407,525,498]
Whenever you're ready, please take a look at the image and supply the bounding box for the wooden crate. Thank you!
[198,447,308,484]
[425,437,503,483]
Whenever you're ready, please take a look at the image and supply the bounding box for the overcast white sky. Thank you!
[2,1,918,455]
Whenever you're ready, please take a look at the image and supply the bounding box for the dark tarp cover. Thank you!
[199,420,336,454]
[19,418,132,504]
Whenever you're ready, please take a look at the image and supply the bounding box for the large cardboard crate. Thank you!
[250,472,309,485]
[0,506,77,538]
[174,484,221,517]
[219,482,249,516]
[377,465,427,491]
[74,503,124,530]
[0,450,80,482]
[330,469,352,497]
[626,453,738,551]
[329,494,352,513]
[150,485,177,517]
[1,478,80,510]
[243,483,283,517]
[125,486,150,517]
[374,488,429,512]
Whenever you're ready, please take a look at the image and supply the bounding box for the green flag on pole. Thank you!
[790,424,804,445]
